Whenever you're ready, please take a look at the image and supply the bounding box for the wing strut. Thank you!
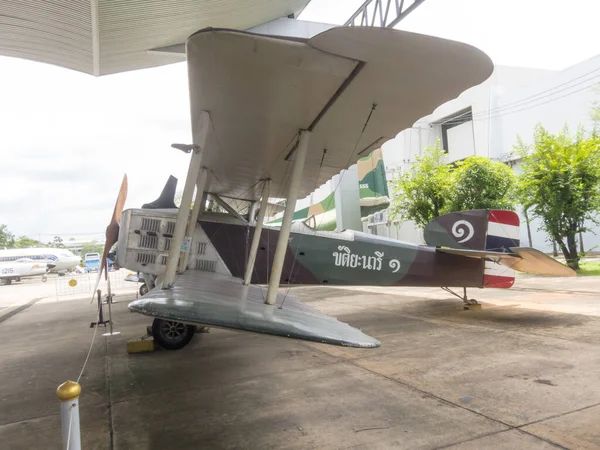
[179,167,209,272]
[244,179,271,285]
[265,130,311,304]
[163,110,210,288]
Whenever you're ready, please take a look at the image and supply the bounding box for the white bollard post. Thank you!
[57,380,81,450]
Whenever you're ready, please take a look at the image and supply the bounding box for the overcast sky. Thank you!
[1,0,600,240]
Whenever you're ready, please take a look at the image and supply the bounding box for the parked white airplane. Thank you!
[0,258,48,285]
[0,248,81,285]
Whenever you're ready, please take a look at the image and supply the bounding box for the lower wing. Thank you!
[128,271,380,348]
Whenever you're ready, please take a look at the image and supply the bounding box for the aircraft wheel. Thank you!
[42,275,48,282]
[151,318,195,350]
[139,284,149,296]
[0,279,11,286]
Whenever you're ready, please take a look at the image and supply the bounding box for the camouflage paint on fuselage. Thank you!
[267,148,390,231]
[201,221,484,288]
[357,148,390,217]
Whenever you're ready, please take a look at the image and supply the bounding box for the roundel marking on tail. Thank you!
[452,220,475,243]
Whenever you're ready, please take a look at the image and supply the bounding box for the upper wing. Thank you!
[437,247,576,277]
[128,271,380,348]
[187,27,493,201]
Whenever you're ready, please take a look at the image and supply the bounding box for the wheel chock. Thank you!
[127,335,156,353]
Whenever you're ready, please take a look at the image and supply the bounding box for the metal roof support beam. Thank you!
[265,130,311,305]
[344,0,427,28]
[244,179,271,285]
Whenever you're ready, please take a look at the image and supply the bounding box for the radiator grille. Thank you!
[136,253,157,265]
[140,218,160,232]
[195,259,216,272]
[165,221,176,235]
[139,235,158,249]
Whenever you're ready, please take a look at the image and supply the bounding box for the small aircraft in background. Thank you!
[0,258,49,285]
[91,26,573,352]
[0,247,82,285]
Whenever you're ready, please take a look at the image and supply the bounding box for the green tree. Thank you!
[0,224,14,248]
[448,156,516,212]
[390,141,453,228]
[80,242,104,256]
[48,236,65,248]
[14,236,44,248]
[516,124,600,270]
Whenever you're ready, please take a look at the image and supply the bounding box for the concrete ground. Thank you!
[1,274,600,449]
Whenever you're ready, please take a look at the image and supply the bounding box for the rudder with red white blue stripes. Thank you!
[483,210,520,288]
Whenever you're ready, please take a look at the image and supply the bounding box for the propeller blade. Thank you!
[91,175,128,299]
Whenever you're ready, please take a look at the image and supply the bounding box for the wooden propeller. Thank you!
[92,174,128,296]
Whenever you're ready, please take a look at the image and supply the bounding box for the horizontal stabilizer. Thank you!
[128,271,380,348]
[437,247,576,277]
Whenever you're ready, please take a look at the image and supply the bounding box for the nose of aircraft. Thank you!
[69,255,81,268]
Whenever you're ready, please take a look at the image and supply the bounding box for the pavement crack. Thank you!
[516,400,600,428]
[302,341,570,450]
[0,297,44,325]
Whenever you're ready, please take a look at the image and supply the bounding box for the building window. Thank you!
[440,108,473,153]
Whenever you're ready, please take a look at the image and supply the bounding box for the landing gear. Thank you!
[442,287,481,310]
[41,275,47,282]
[139,284,149,296]
[151,318,195,350]
[0,278,11,286]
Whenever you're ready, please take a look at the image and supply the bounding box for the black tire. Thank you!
[139,284,149,296]
[151,318,195,350]
[0,279,10,286]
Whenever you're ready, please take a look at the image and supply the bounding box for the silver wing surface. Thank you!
[187,27,494,201]
[128,271,380,348]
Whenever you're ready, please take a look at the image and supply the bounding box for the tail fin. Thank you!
[424,209,521,288]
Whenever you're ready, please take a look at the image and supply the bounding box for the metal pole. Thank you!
[179,167,208,272]
[163,111,210,287]
[265,131,310,304]
[57,380,81,450]
[103,276,120,336]
[244,179,270,285]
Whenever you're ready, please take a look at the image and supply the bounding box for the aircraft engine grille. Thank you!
[165,221,176,235]
[139,235,158,249]
[136,253,157,265]
[116,209,231,277]
[195,259,216,272]
[140,218,161,233]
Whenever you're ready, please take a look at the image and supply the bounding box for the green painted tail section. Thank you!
[358,148,390,217]
[267,149,389,230]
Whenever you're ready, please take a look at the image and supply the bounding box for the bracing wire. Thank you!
[278,104,378,309]
[78,300,101,383]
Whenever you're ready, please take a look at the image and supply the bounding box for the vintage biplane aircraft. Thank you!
[93,26,575,351]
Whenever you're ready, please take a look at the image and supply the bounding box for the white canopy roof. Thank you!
[187,27,494,201]
[0,0,308,75]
